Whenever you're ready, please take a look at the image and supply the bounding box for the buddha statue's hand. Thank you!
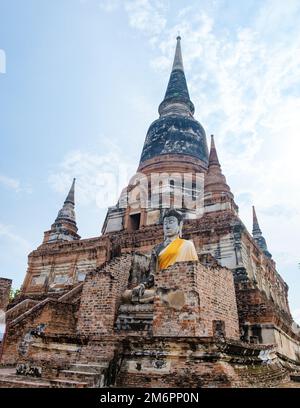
[131,283,145,301]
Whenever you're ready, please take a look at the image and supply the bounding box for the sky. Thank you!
[0,0,299,323]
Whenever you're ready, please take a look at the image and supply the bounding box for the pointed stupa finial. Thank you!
[172,34,184,72]
[252,206,272,258]
[208,135,221,167]
[44,178,80,243]
[64,178,76,205]
[252,205,261,235]
[204,134,238,213]
[55,178,77,225]
[205,135,232,195]
[158,36,195,116]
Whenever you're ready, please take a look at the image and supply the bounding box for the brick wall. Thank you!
[115,337,283,388]
[79,337,120,365]
[0,278,12,311]
[153,261,240,340]
[76,255,132,335]
[153,262,202,337]
[235,281,300,346]
[16,333,85,378]
[0,299,78,365]
[21,237,109,298]
[198,264,240,339]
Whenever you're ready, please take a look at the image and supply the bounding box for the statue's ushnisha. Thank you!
[129,209,198,303]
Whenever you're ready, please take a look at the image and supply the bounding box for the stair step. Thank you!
[0,370,89,389]
[59,369,104,386]
[49,378,88,388]
[69,363,108,373]
[0,375,51,388]
[61,370,96,376]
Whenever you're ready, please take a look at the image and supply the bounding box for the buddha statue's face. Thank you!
[163,216,181,238]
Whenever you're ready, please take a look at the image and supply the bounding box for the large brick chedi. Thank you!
[0,36,299,388]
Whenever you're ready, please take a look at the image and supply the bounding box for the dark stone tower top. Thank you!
[63,177,75,206]
[44,178,80,243]
[252,206,272,259]
[139,37,209,169]
[55,178,76,226]
[158,35,195,116]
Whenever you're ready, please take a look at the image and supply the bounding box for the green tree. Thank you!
[9,288,20,302]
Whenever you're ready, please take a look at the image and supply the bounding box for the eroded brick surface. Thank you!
[0,278,12,311]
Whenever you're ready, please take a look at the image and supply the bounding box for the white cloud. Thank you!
[98,0,121,12]
[49,145,136,210]
[0,175,21,192]
[0,174,32,193]
[98,0,168,38]
[0,48,6,74]
[293,309,300,326]
[0,223,32,252]
[124,0,167,37]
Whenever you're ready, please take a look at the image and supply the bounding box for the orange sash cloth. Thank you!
[158,237,198,270]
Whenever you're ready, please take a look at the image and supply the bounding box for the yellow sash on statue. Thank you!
[158,237,199,270]
[158,237,185,270]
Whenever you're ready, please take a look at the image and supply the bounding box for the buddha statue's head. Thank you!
[163,209,183,239]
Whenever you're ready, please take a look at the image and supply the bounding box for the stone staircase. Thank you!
[6,283,83,327]
[0,356,109,388]
[58,362,108,387]
[5,299,39,323]
[0,377,89,388]
[0,367,88,388]
[0,361,108,388]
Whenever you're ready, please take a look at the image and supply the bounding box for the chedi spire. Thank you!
[63,177,75,205]
[205,135,232,195]
[172,35,184,71]
[139,36,208,169]
[204,135,238,214]
[159,35,194,117]
[252,206,272,258]
[44,178,80,243]
[208,134,221,166]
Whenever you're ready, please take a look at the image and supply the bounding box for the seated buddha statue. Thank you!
[123,209,198,304]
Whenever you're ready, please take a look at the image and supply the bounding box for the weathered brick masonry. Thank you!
[77,255,132,335]
[0,278,12,311]
[153,261,239,339]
